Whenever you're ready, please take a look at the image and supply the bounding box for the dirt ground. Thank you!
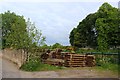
[1,57,119,78]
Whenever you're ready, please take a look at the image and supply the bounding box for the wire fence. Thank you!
[85,52,119,65]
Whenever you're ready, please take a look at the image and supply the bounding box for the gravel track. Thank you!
[1,57,118,78]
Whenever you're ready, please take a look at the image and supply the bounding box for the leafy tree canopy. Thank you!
[1,11,46,51]
[52,43,63,49]
[69,2,120,50]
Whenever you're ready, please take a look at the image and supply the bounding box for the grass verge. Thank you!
[20,59,64,71]
[95,63,119,74]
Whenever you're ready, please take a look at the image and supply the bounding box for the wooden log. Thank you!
[66,61,85,63]
[65,63,86,65]
[65,65,85,67]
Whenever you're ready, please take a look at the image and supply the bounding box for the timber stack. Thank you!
[64,54,86,67]
[41,49,96,67]
[44,59,64,66]
[85,55,96,67]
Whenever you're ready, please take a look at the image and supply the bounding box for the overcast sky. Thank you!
[0,0,119,46]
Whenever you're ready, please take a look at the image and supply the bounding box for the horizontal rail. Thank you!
[86,52,119,55]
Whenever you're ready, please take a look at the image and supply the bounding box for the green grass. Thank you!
[35,64,64,71]
[95,63,119,74]
[20,59,64,71]
[20,52,119,72]
[21,59,119,73]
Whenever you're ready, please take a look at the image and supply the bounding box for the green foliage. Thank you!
[69,13,98,48]
[96,63,119,73]
[35,64,63,71]
[52,43,63,49]
[1,11,45,50]
[69,28,76,46]
[1,11,46,62]
[69,2,120,50]
[25,18,46,60]
[40,44,52,50]
[76,48,98,54]
[2,11,27,49]
[96,2,119,50]
[20,58,41,71]
[26,18,46,48]
[20,57,63,71]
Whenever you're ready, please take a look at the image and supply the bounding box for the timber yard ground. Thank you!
[1,57,118,78]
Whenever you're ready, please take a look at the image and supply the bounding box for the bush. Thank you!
[99,63,119,72]
[20,58,64,71]
[20,58,41,71]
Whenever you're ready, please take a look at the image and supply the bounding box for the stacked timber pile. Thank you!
[40,49,96,67]
[55,49,62,59]
[51,51,56,58]
[44,59,64,66]
[85,55,96,67]
[64,54,86,67]
[41,53,49,63]
[61,52,74,59]
[50,49,62,59]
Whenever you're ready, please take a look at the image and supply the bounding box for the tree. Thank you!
[1,11,28,49]
[96,2,120,50]
[40,44,52,50]
[52,43,63,49]
[69,28,75,46]
[1,11,46,61]
[26,18,45,48]
[25,18,45,61]
[69,13,98,48]
[69,2,120,50]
